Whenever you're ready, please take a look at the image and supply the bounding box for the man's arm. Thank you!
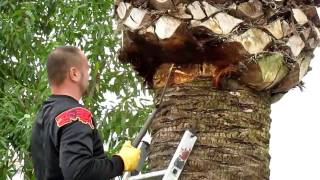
[59,121,124,180]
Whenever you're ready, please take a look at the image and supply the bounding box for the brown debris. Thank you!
[153,63,241,88]
[119,25,249,86]
[153,63,216,88]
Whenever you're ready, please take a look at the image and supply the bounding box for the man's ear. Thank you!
[69,67,81,82]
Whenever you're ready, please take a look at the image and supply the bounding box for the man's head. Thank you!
[47,46,89,97]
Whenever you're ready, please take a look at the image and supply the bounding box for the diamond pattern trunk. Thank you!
[150,78,271,179]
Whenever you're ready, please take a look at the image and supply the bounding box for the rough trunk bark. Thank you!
[149,77,271,179]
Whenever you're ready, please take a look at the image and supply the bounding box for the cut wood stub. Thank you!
[187,1,207,20]
[272,63,300,93]
[169,3,192,20]
[264,19,284,39]
[301,28,311,40]
[116,2,132,20]
[150,0,175,10]
[123,8,151,31]
[202,1,220,17]
[292,8,309,25]
[297,54,312,81]
[213,12,243,34]
[239,53,288,91]
[308,25,320,48]
[301,5,320,27]
[233,28,272,54]
[282,20,293,37]
[196,17,223,34]
[155,16,182,39]
[236,0,264,19]
[311,26,320,45]
[272,53,313,93]
[306,38,317,49]
[286,35,305,57]
[228,3,237,10]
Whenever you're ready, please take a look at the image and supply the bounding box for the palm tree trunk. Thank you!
[149,77,271,179]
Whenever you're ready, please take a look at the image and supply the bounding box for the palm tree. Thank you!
[115,0,319,179]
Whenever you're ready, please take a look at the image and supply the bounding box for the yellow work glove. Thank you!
[116,141,141,171]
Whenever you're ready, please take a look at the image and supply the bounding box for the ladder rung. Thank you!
[128,170,166,180]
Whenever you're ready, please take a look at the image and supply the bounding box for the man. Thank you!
[31,46,140,180]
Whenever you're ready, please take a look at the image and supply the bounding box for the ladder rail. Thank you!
[124,130,197,180]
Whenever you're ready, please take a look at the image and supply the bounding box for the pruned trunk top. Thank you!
[115,0,319,102]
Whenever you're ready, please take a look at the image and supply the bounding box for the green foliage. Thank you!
[0,0,152,179]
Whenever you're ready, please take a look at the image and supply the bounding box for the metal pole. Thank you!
[122,64,175,180]
[132,64,174,147]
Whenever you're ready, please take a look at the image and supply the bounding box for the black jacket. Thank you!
[31,95,124,180]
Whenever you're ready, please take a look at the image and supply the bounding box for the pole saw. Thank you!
[122,64,175,179]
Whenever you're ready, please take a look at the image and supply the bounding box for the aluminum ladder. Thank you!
[122,130,197,180]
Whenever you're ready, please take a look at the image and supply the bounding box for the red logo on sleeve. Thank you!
[55,107,94,129]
